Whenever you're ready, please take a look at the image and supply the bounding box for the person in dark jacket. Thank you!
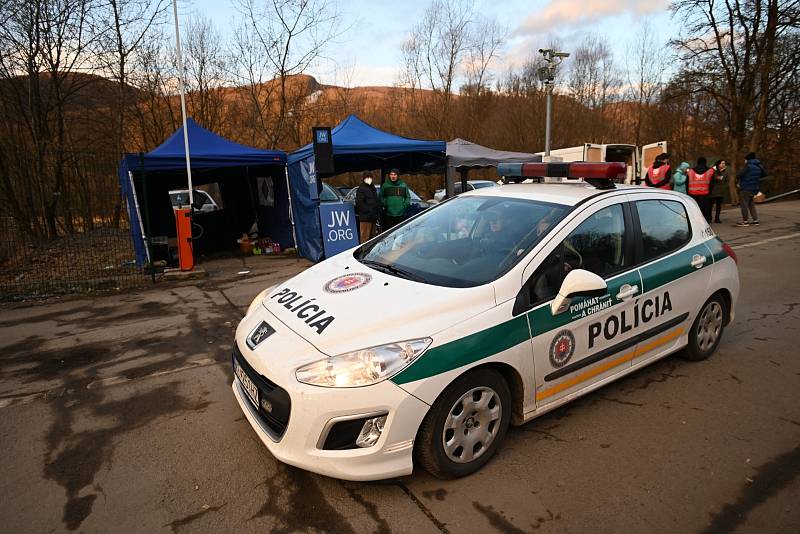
[645,153,672,189]
[735,152,767,227]
[355,171,380,242]
[710,159,728,223]
[688,157,714,222]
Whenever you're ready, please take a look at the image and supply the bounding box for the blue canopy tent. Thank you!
[287,115,446,261]
[118,118,287,266]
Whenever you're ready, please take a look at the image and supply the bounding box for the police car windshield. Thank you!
[354,196,569,287]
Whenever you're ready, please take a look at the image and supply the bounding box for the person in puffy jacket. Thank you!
[735,152,767,227]
[355,171,380,242]
[379,168,411,230]
[672,162,690,194]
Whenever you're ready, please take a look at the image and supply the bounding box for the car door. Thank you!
[628,194,714,367]
[518,196,643,408]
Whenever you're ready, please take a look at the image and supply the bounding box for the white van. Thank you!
[535,142,667,184]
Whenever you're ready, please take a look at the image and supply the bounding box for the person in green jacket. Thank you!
[379,168,411,230]
[672,161,690,194]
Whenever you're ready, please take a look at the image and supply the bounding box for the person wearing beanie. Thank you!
[355,171,380,242]
[735,152,767,226]
[687,156,715,221]
[378,168,411,230]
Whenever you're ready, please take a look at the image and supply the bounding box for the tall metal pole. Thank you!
[538,48,568,158]
[172,0,193,209]
[544,83,553,157]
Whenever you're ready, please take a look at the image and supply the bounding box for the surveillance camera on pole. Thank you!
[538,48,569,158]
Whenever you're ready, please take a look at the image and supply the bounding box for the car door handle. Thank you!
[616,284,639,300]
[691,254,707,269]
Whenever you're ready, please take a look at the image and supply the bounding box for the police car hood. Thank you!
[262,252,496,356]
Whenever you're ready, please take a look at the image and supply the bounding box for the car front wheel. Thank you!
[415,368,511,479]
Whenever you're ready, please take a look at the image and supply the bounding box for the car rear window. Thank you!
[636,200,691,263]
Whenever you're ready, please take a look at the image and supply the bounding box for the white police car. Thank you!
[232,162,739,481]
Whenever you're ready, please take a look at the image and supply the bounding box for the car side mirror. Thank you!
[550,269,607,315]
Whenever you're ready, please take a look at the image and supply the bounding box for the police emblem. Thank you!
[323,273,372,294]
[549,329,575,368]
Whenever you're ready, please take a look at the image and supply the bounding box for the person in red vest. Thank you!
[687,156,715,222]
[645,153,672,189]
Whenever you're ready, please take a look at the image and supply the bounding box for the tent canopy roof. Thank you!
[447,138,540,169]
[123,118,286,172]
[287,115,445,166]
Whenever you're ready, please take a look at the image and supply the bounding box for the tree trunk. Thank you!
[750,0,779,151]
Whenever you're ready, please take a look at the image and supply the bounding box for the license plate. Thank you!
[234,359,259,408]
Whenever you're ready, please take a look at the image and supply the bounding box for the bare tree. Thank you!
[235,0,343,148]
[671,0,800,198]
[182,15,228,132]
[0,0,97,237]
[95,0,167,227]
[568,34,620,110]
[625,20,664,148]
[128,28,180,149]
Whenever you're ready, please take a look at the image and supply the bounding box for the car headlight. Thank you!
[246,286,274,317]
[295,338,432,387]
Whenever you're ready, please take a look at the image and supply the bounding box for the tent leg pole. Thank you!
[445,158,454,199]
[129,169,150,266]
[285,167,298,251]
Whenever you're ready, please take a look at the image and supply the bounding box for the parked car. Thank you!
[169,189,220,212]
[232,162,739,480]
[320,182,345,203]
[433,180,498,202]
[343,185,432,216]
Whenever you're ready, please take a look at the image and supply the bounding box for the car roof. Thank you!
[460,182,652,206]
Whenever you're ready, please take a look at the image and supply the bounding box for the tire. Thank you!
[415,368,511,479]
[682,293,727,361]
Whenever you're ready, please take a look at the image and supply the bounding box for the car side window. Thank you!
[454,183,463,195]
[635,200,690,263]
[527,204,627,305]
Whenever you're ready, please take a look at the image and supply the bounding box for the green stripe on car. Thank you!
[392,315,530,384]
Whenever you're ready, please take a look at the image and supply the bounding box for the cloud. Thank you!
[514,0,669,37]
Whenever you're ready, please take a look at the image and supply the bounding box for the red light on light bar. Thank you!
[569,162,626,179]
[517,162,626,180]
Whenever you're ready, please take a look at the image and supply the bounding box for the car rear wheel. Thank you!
[415,368,511,479]
[683,294,726,361]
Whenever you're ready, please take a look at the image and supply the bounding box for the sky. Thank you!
[186,0,676,87]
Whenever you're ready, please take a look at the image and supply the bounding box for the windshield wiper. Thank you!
[360,259,426,282]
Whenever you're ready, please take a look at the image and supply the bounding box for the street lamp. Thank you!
[537,48,570,157]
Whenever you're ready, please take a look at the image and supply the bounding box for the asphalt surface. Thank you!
[1,201,798,533]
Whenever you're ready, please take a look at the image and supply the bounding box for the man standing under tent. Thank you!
[379,168,410,230]
[355,171,380,242]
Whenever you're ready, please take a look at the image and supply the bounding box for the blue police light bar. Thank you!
[497,163,523,176]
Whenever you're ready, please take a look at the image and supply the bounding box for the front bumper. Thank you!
[231,344,431,481]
